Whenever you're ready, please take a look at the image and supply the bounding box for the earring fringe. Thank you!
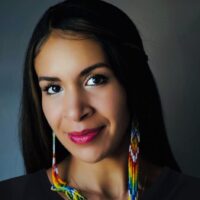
[128,127,140,200]
[51,133,86,200]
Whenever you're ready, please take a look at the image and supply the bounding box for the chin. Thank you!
[80,157,103,164]
[73,148,107,164]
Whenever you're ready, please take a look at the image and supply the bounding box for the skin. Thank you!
[35,30,132,199]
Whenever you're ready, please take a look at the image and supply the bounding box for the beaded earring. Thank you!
[51,132,86,200]
[51,127,140,200]
[128,126,140,200]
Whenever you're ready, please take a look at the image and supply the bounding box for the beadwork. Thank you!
[51,133,86,200]
[128,127,140,200]
[51,127,140,200]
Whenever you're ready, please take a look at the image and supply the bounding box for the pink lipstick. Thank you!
[68,126,104,144]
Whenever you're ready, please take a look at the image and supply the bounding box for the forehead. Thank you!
[36,30,105,60]
[34,31,107,76]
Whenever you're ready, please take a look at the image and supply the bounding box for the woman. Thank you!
[0,0,199,199]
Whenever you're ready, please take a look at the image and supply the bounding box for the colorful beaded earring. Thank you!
[51,132,86,200]
[128,126,140,200]
[51,127,140,200]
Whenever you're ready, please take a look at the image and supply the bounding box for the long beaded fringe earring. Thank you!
[128,126,140,200]
[51,132,87,200]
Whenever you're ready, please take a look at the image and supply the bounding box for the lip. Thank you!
[67,126,105,144]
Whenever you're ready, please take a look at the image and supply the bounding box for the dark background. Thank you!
[0,0,200,181]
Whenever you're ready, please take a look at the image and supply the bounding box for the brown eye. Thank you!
[86,74,108,86]
[43,84,62,95]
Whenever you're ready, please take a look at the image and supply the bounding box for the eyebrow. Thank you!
[38,62,109,82]
[80,62,109,77]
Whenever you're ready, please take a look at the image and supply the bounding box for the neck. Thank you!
[65,150,128,199]
[47,155,163,199]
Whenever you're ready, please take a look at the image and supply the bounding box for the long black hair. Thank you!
[19,0,180,173]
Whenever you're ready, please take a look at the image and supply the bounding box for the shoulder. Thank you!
[160,167,200,199]
[142,167,200,200]
[164,167,200,187]
[0,169,53,200]
[168,168,200,198]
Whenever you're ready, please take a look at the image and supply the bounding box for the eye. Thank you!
[85,74,108,86]
[43,84,62,95]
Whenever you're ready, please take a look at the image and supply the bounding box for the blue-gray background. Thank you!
[0,0,200,181]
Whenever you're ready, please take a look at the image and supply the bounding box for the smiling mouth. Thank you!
[67,126,105,144]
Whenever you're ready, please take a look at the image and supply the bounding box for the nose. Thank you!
[63,88,94,122]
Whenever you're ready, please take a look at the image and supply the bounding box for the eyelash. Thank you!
[85,74,108,87]
[42,84,62,95]
[42,74,109,95]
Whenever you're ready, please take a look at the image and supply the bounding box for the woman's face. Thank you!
[35,31,130,163]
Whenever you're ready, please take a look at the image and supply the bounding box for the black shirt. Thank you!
[0,167,199,199]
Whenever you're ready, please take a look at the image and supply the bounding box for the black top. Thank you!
[0,167,199,199]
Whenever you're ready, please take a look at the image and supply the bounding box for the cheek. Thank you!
[111,92,129,126]
[94,84,129,125]
[42,96,62,131]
